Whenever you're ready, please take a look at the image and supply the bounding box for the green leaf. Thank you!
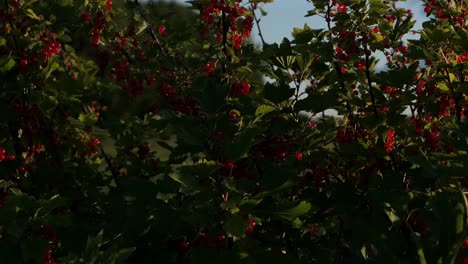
[275,201,312,221]
[369,0,386,18]
[26,8,41,20]
[255,104,276,116]
[375,63,418,87]
[0,57,16,73]
[57,0,74,6]
[21,239,49,262]
[294,91,336,113]
[259,6,268,16]
[224,215,247,238]
[224,127,258,160]
[437,82,450,92]
[264,82,295,104]
[78,112,98,126]
[197,78,229,112]
[84,229,104,259]
[168,170,198,189]
[384,203,400,224]
[34,194,69,219]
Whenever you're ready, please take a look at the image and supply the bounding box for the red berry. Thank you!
[18,58,28,71]
[247,218,256,228]
[203,61,216,77]
[42,249,56,264]
[337,3,347,13]
[159,25,166,37]
[224,160,235,170]
[229,110,238,121]
[231,82,251,96]
[89,137,100,146]
[295,152,303,160]
[216,234,225,242]
[160,82,176,97]
[278,151,287,160]
[18,166,26,175]
[106,0,112,12]
[463,238,468,246]
[81,12,91,22]
[178,240,190,252]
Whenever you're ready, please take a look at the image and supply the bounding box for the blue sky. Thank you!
[251,0,427,44]
[158,0,428,45]
[157,0,428,117]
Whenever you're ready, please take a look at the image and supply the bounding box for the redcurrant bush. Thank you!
[0,0,467,263]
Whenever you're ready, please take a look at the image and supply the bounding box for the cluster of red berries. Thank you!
[424,1,436,16]
[230,81,251,96]
[105,0,112,12]
[89,100,108,118]
[137,143,151,160]
[424,0,467,29]
[199,0,255,51]
[256,138,291,161]
[42,248,56,264]
[158,25,166,37]
[382,85,397,94]
[384,129,395,153]
[245,218,256,235]
[336,127,373,144]
[86,136,100,157]
[0,148,15,162]
[353,59,366,71]
[89,10,106,47]
[455,238,468,264]
[408,118,424,135]
[202,61,216,77]
[169,97,197,116]
[190,231,227,249]
[423,125,440,151]
[335,46,350,62]
[160,82,176,97]
[336,3,347,13]
[41,40,61,63]
[457,51,468,64]
[110,59,147,96]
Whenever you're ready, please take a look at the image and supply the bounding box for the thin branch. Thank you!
[134,0,165,54]
[445,67,462,121]
[325,3,355,121]
[5,0,19,51]
[221,9,229,74]
[99,146,121,187]
[250,3,267,47]
[364,43,379,118]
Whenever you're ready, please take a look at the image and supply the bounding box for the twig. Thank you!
[5,0,19,51]
[324,3,356,121]
[445,67,462,121]
[364,43,379,118]
[221,9,229,74]
[99,146,121,187]
[250,3,267,47]
[134,0,165,54]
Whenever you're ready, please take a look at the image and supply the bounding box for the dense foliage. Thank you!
[0,0,467,263]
